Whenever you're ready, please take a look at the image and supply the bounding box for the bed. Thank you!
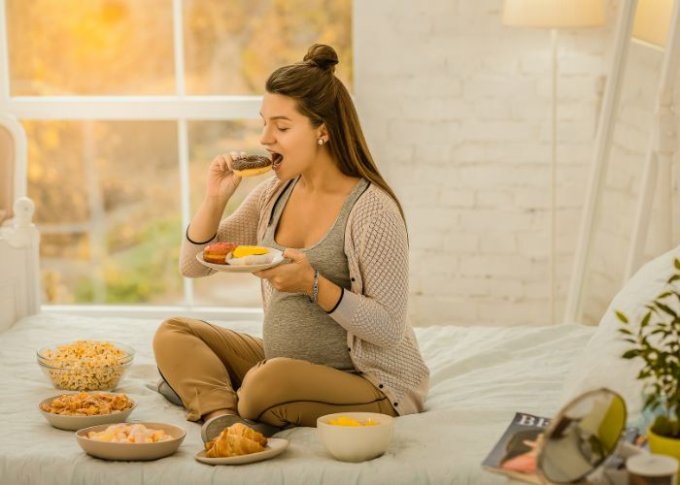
[0,193,680,485]
[2,192,674,484]
[1,312,596,485]
[0,198,606,484]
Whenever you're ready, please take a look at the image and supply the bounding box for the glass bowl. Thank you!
[36,341,135,391]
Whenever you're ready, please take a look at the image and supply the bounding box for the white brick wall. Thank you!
[354,0,678,326]
[580,41,679,324]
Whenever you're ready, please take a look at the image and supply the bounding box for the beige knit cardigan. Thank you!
[179,177,430,415]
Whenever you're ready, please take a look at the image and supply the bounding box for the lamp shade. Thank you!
[632,0,673,47]
[502,0,605,28]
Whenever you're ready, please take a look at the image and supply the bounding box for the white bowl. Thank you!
[75,422,186,461]
[39,394,136,431]
[317,412,394,462]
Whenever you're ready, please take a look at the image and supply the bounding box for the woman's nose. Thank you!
[260,126,274,146]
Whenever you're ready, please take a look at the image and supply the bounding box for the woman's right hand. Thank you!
[206,151,244,201]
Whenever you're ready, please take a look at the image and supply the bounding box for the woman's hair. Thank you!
[265,44,406,225]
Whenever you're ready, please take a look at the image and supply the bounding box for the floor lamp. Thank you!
[625,0,679,279]
[502,0,605,324]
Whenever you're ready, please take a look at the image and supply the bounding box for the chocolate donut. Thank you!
[231,155,273,177]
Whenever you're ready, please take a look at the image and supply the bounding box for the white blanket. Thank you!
[0,314,594,485]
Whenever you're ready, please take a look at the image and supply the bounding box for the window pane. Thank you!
[7,0,175,95]
[188,120,266,307]
[25,121,183,304]
[183,0,353,95]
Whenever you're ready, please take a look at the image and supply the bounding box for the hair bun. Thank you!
[303,44,339,73]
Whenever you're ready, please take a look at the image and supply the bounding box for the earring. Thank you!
[318,138,325,145]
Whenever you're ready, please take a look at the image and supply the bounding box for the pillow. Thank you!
[560,244,680,423]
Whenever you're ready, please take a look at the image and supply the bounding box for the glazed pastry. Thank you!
[203,242,238,264]
[231,155,273,177]
[204,423,268,458]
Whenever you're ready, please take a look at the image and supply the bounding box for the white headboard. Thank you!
[0,114,28,223]
[0,200,40,333]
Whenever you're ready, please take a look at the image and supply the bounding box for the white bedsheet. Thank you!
[0,313,595,485]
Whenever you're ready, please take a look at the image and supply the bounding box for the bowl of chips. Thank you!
[39,392,136,431]
[37,340,134,391]
[317,412,394,462]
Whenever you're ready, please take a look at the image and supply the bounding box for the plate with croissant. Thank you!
[195,423,289,465]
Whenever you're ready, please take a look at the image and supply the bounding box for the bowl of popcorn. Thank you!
[317,412,394,462]
[75,422,186,461]
[39,392,136,431]
[37,340,134,391]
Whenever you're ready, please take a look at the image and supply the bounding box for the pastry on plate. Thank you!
[203,242,238,264]
[205,423,268,458]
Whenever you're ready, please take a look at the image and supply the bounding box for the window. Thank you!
[1,0,352,311]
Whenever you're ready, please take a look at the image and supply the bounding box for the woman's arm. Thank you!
[329,198,410,348]
[179,177,276,278]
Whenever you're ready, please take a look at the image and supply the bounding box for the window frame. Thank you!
[0,0,268,320]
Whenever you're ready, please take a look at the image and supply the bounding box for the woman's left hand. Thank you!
[253,248,314,295]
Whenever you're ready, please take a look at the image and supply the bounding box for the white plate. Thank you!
[194,437,289,465]
[39,394,136,431]
[195,248,286,273]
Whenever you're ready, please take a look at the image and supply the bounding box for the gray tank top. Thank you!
[261,177,369,370]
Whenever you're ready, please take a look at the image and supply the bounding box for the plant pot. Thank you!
[647,426,680,481]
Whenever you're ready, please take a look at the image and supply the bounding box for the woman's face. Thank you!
[259,92,323,180]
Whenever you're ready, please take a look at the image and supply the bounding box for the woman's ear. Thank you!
[317,123,329,143]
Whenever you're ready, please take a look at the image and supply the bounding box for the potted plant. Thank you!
[617,257,680,468]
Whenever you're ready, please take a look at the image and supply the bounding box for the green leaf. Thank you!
[656,302,678,318]
[615,311,629,323]
[674,258,680,270]
[622,349,640,359]
[658,291,673,299]
[641,312,652,328]
[618,328,633,336]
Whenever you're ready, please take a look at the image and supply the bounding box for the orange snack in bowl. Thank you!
[41,392,133,416]
[327,416,378,427]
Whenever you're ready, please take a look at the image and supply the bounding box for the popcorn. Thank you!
[38,340,132,391]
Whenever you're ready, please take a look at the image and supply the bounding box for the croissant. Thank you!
[205,422,268,458]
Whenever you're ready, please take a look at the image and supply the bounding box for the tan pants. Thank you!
[152,317,396,426]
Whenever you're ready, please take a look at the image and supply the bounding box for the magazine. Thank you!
[481,412,549,484]
[481,412,641,484]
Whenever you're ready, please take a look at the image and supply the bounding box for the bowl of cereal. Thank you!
[317,412,394,462]
[37,340,134,391]
[39,392,136,431]
[75,422,186,461]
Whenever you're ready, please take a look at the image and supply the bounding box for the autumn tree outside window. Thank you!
[0,0,352,316]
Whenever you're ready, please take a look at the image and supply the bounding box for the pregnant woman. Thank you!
[153,44,430,442]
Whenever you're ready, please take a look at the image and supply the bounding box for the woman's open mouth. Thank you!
[272,152,283,170]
